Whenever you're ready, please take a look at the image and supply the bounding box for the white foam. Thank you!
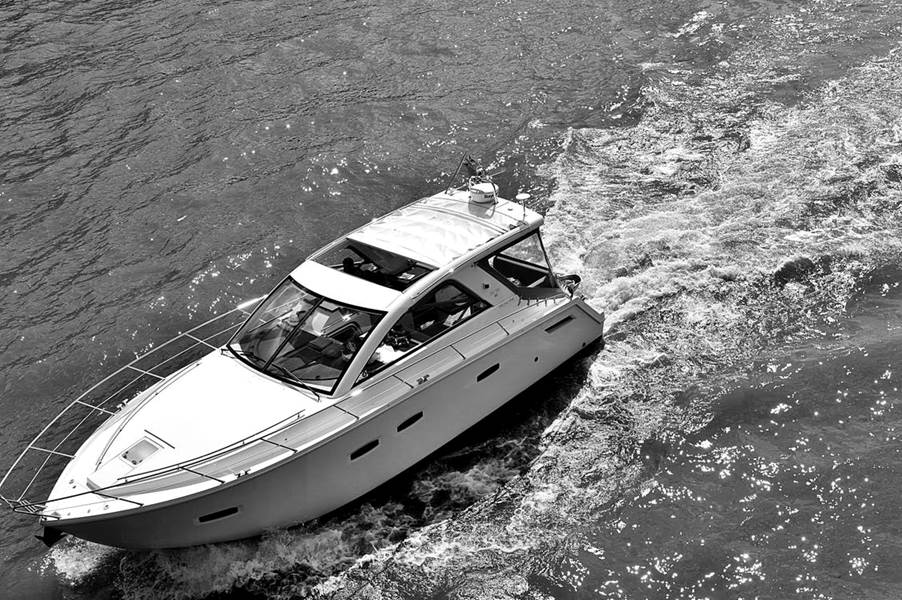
[324,39,902,595]
[84,33,902,600]
[45,538,119,583]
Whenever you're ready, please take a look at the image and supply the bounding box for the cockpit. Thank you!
[227,278,384,394]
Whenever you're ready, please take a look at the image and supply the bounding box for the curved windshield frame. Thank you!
[227,278,384,395]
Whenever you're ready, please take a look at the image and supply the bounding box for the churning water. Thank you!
[2,0,902,598]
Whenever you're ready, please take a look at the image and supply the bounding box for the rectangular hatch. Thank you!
[87,437,164,490]
[121,438,162,467]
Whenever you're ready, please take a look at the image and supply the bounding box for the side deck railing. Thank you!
[0,297,265,518]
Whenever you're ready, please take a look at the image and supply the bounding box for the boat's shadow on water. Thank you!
[56,347,600,599]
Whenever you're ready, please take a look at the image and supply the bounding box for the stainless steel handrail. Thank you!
[0,297,265,517]
[8,407,311,516]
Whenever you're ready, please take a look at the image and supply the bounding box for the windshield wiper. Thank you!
[269,363,321,401]
[224,345,265,367]
[223,345,244,357]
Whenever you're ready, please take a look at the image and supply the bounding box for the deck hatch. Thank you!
[545,314,574,334]
[397,412,423,432]
[120,438,161,467]
[350,440,379,460]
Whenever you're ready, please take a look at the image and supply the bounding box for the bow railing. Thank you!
[0,297,265,518]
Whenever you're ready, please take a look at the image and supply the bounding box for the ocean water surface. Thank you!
[2,0,902,598]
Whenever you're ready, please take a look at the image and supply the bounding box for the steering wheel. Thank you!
[247,326,283,359]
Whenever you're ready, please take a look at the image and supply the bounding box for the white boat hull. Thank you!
[45,300,603,548]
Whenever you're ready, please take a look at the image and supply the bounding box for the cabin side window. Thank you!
[480,232,562,299]
[358,281,488,382]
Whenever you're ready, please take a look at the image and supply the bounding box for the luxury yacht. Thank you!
[0,166,605,549]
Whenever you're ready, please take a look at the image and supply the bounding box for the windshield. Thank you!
[228,278,384,393]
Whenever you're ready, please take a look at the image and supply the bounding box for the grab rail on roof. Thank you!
[0,297,267,519]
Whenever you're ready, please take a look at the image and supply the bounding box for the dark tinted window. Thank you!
[359,281,488,381]
[312,240,434,291]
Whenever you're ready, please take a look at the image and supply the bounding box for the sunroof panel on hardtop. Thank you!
[311,239,434,292]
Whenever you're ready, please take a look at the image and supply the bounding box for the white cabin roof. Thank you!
[348,190,542,268]
[290,261,401,311]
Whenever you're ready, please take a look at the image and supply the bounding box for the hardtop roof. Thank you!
[347,190,542,268]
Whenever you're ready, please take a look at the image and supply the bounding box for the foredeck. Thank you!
[0,302,265,520]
